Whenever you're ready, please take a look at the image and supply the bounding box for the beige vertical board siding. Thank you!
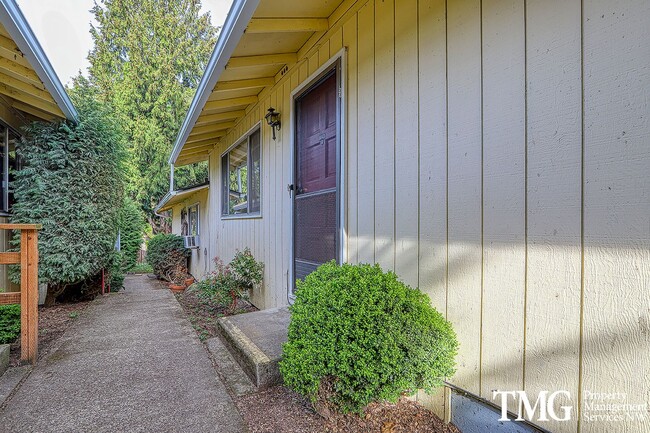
[480,0,526,405]
[268,89,277,306]
[582,1,650,432]
[209,151,218,273]
[266,89,275,305]
[171,204,182,234]
[272,89,281,306]
[256,104,263,263]
[356,1,375,265]
[393,0,419,287]
[255,105,263,268]
[373,0,395,271]
[343,15,358,264]
[195,190,210,278]
[281,80,291,304]
[309,51,319,75]
[417,0,448,318]
[416,0,448,418]
[276,83,287,307]
[330,27,343,56]
[271,86,290,305]
[262,94,273,307]
[204,189,211,276]
[299,60,309,84]
[446,0,483,395]
[525,0,582,431]
[319,39,330,66]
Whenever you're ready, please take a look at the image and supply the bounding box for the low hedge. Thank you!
[0,304,21,344]
[146,234,190,281]
[280,262,458,414]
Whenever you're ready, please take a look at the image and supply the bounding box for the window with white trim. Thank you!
[221,128,261,216]
[187,203,199,236]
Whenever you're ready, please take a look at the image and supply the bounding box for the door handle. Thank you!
[287,184,295,197]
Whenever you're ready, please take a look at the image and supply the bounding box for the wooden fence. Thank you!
[0,224,40,364]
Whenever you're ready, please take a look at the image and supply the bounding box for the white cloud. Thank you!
[15,0,233,86]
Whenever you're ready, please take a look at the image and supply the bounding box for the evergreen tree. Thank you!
[118,197,147,270]
[87,0,216,230]
[12,79,126,305]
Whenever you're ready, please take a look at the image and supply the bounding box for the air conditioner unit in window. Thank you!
[184,235,200,249]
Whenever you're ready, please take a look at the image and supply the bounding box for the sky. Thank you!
[15,0,233,86]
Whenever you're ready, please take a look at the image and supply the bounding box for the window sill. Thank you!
[220,213,262,221]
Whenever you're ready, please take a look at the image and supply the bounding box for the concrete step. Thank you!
[216,307,290,389]
[0,345,8,378]
[205,336,257,397]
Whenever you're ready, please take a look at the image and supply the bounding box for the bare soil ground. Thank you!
[9,300,91,367]
[174,286,257,341]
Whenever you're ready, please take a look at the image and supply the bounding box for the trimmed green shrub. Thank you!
[193,258,240,310]
[118,197,146,271]
[147,234,189,281]
[0,304,21,344]
[230,248,264,290]
[193,250,263,312]
[280,262,458,414]
[11,88,125,305]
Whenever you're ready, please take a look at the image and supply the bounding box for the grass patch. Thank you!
[130,262,154,274]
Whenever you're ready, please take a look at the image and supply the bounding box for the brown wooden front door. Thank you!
[292,69,339,290]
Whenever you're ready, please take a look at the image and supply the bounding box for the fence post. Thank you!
[20,228,38,364]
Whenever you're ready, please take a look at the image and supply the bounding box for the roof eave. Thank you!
[154,182,210,215]
[0,0,78,122]
[154,191,174,216]
[169,0,261,165]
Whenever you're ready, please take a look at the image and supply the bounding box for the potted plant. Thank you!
[169,275,186,293]
[165,250,188,293]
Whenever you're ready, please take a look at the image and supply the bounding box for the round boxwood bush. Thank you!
[146,234,190,280]
[280,261,458,414]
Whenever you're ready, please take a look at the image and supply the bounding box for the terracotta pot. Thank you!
[184,278,195,287]
[169,284,185,293]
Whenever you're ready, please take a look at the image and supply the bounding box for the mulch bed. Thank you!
[236,386,325,432]
[8,300,91,367]
[236,386,461,433]
[174,286,257,341]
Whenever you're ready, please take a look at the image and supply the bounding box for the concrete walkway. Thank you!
[0,275,246,433]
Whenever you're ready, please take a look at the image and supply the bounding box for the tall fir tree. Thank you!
[87,0,217,231]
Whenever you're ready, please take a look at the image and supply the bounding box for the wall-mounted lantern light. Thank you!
[265,107,281,140]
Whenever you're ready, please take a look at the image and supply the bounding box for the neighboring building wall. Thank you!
[204,0,649,432]
[169,188,211,280]
[1,104,25,294]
